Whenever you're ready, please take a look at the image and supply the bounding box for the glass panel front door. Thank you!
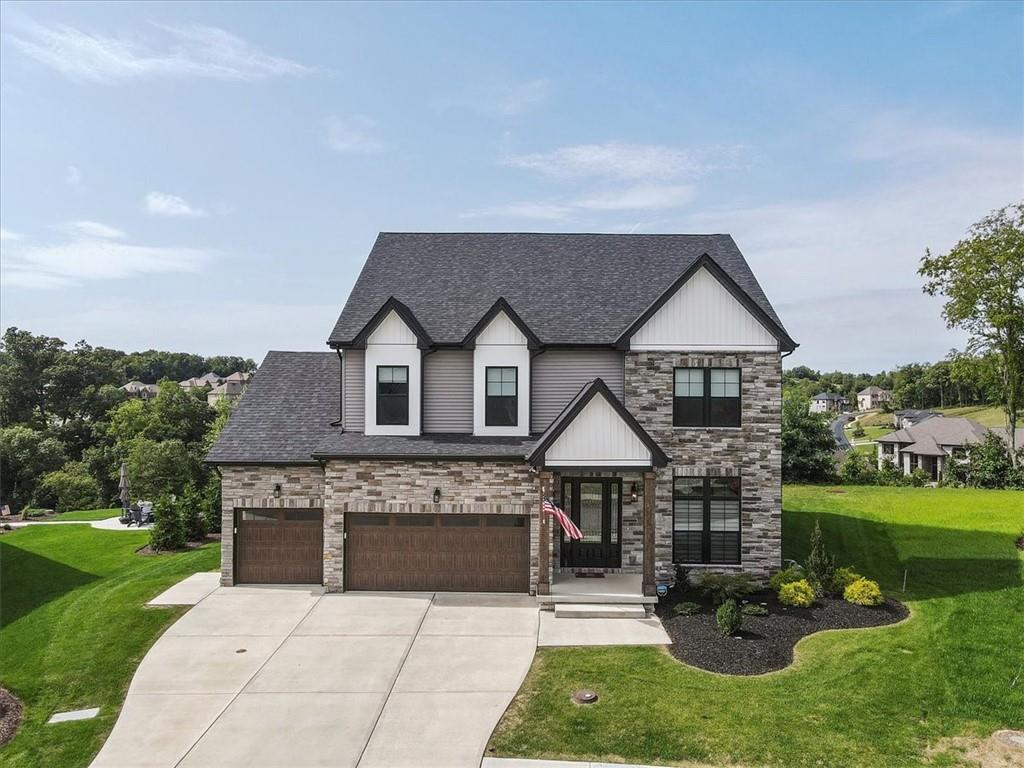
[560,478,622,568]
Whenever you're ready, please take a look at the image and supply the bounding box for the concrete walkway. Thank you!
[91,587,539,768]
[7,516,152,532]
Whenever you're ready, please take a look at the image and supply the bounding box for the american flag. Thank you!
[543,497,583,540]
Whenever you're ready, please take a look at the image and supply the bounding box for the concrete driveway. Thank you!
[91,587,538,768]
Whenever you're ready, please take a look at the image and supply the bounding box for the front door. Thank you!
[560,478,621,568]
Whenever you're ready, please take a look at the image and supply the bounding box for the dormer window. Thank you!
[485,367,518,427]
[376,366,409,425]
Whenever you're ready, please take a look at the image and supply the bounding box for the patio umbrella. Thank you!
[118,461,131,510]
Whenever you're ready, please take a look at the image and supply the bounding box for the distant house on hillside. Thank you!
[857,386,892,411]
[894,409,940,430]
[876,417,988,481]
[809,392,848,414]
[120,380,159,400]
[180,372,225,391]
[207,378,249,406]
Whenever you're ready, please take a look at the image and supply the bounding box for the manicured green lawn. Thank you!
[53,508,122,522]
[0,525,219,768]
[936,404,1008,428]
[490,486,1024,768]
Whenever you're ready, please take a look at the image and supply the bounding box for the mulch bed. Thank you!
[136,533,221,556]
[0,687,23,747]
[655,589,909,675]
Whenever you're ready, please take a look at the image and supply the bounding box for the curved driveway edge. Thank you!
[91,587,538,768]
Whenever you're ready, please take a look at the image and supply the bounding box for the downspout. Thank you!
[331,348,345,428]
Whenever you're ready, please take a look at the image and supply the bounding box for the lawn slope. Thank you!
[489,486,1024,768]
[0,525,219,768]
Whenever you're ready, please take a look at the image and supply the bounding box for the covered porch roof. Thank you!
[526,378,668,470]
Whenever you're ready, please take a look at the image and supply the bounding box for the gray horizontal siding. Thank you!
[343,349,365,432]
[423,350,473,433]
[531,350,624,433]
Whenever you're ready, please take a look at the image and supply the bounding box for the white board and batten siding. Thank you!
[545,393,651,467]
[423,350,473,433]
[343,349,365,432]
[364,310,421,436]
[630,266,779,351]
[531,350,624,433]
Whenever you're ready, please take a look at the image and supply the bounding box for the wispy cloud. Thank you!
[62,220,126,239]
[144,191,207,218]
[1,224,214,289]
[7,22,314,83]
[0,228,24,241]
[324,115,383,154]
[502,142,744,181]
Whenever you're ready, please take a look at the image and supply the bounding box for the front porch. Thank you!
[537,572,653,607]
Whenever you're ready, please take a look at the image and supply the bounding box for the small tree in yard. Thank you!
[716,599,743,636]
[149,495,187,551]
[838,452,878,485]
[877,458,904,486]
[920,202,1024,466]
[782,397,837,482]
[34,461,100,512]
[806,521,836,596]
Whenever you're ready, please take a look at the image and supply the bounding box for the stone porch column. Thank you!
[537,470,552,595]
[642,470,656,597]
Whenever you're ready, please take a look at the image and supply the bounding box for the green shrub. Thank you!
[673,564,691,591]
[698,571,756,605]
[805,520,836,595]
[778,579,815,608]
[832,566,863,593]
[741,602,769,616]
[877,458,904,486]
[838,452,878,485]
[33,461,100,513]
[672,601,700,616]
[851,423,866,438]
[769,565,804,592]
[908,468,930,487]
[715,599,743,636]
[844,578,884,606]
[149,495,187,551]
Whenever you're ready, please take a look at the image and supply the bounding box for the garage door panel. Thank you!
[346,513,529,592]
[235,509,323,585]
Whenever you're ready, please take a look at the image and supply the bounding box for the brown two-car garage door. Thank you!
[234,508,323,584]
[346,512,530,592]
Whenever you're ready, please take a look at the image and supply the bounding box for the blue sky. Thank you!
[1,1,1020,371]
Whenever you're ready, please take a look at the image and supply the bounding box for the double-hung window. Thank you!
[673,368,741,427]
[485,367,518,426]
[672,476,741,564]
[376,366,409,425]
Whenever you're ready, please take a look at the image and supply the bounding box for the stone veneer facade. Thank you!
[218,351,783,590]
[624,350,783,581]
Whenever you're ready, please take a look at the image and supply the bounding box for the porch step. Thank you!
[554,603,648,619]
[539,592,654,606]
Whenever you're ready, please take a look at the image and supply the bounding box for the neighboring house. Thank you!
[207,233,797,597]
[809,392,848,414]
[207,378,249,406]
[181,372,225,391]
[857,386,892,411]
[893,409,940,430]
[876,417,988,480]
[120,380,159,400]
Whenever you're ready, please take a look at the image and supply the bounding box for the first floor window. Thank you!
[376,366,409,425]
[672,476,741,564]
[485,366,518,426]
[673,368,741,427]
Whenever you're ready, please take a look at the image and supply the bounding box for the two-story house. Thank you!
[207,233,796,598]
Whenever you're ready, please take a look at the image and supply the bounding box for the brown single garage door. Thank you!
[234,508,323,584]
[346,512,530,592]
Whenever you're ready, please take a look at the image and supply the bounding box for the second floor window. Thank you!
[485,366,518,426]
[376,366,409,425]
[673,367,741,427]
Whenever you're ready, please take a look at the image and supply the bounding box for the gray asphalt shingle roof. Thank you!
[328,233,790,347]
[206,351,340,464]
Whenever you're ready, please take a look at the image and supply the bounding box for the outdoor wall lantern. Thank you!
[630,483,638,503]
[432,487,441,504]
[273,483,282,499]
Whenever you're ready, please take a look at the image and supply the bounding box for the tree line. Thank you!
[0,327,255,520]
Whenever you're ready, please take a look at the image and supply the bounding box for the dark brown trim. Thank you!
[461,298,542,350]
[613,253,798,352]
[528,378,669,468]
